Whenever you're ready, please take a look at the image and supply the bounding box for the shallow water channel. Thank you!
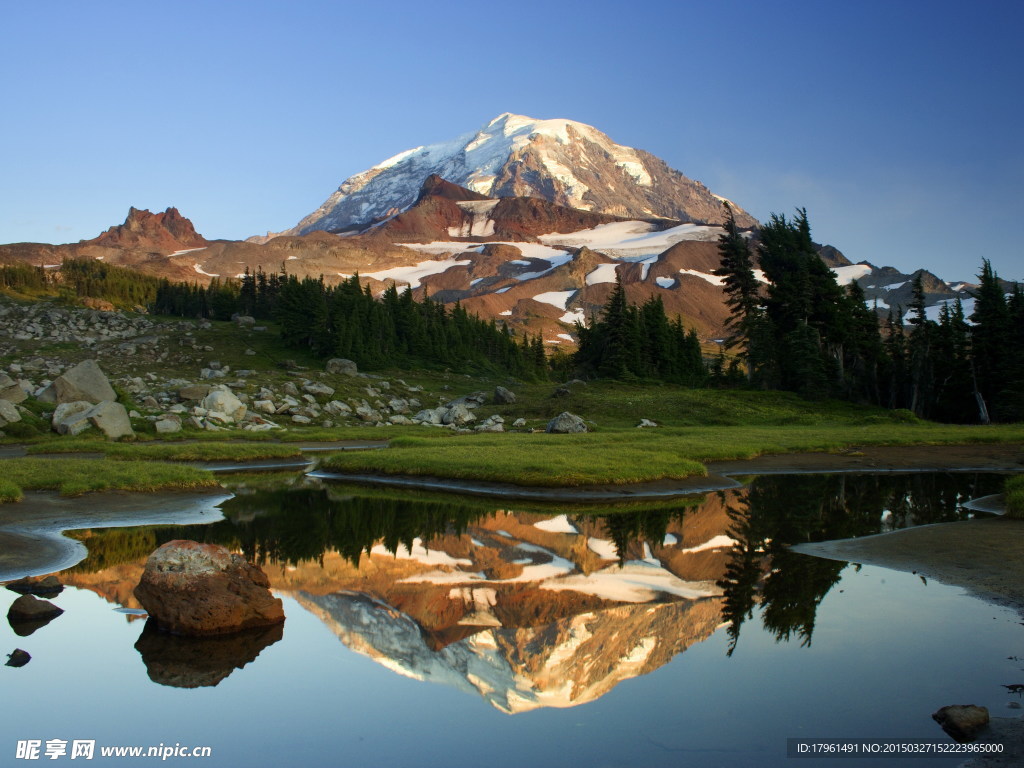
[1,472,1021,767]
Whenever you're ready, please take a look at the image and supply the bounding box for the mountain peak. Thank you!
[89,206,207,250]
[287,114,757,236]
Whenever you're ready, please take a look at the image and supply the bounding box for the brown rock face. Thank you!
[932,705,990,742]
[90,207,207,250]
[133,540,285,636]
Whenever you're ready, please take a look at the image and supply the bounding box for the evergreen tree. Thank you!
[713,204,765,382]
[970,260,1009,421]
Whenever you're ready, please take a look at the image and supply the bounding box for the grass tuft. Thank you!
[25,440,305,462]
[1006,476,1024,519]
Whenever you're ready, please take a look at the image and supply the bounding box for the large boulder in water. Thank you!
[7,594,64,622]
[7,594,64,636]
[932,705,990,742]
[133,540,284,636]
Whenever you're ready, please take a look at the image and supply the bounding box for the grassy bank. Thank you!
[1007,476,1024,519]
[321,423,1024,487]
[0,458,217,502]
[24,439,306,462]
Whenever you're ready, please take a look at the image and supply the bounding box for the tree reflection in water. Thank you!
[718,472,1001,654]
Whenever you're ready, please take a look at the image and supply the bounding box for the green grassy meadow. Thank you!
[1,458,217,501]
[2,307,1022,499]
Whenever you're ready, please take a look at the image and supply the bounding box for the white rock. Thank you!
[200,386,246,422]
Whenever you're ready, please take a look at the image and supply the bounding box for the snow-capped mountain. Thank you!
[286,113,758,236]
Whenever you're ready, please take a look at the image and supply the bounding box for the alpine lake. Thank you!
[1,469,1021,768]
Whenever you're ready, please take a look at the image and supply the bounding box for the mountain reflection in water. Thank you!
[59,473,1000,710]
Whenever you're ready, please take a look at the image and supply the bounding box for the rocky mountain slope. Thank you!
[275,113,759,237]
[0,187,981,346]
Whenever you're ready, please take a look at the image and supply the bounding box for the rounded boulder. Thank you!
[133,541,284,636]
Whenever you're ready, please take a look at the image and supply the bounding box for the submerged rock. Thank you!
[5,649,30,667]
[133,540,284,636]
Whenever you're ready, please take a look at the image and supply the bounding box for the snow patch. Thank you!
[534,514,578,534]
[542,563,721,603]
[585,263,619,285]
[560,309,586,325]
[678,269,724,286]
[538,220,724,261]
[655,276,676,289]
[371,538,473,567]
[588,538,618,560]
[679,535,738,554]
[532,290,575,310]
[925,297,976,322]
[193,263,219,277]
[832,264,873,285]
[361,257,471,289]
[403,241,570,282]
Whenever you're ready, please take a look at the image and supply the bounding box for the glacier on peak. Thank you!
[287,113,756,237]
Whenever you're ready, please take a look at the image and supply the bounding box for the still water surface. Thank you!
[1,473,1020,767]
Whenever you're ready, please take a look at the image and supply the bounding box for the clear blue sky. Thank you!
[2,0,1021,282]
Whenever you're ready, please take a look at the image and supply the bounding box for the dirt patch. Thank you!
[793,517,1024,616]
